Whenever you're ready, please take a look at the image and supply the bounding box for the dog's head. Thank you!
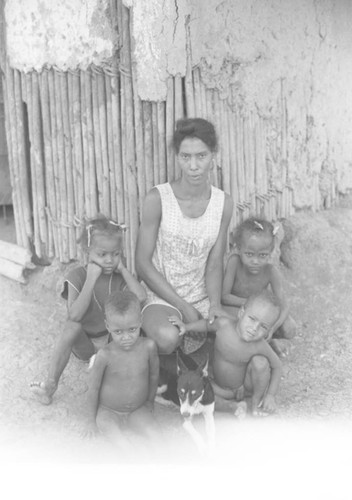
[176,354,209,419]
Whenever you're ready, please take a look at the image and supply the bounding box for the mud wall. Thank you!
[128,0,352,207]
[5,0,116,71]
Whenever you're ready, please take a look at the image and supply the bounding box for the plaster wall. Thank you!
[4,0,352,208]
[128,0,352,206]
[5,0,116,71]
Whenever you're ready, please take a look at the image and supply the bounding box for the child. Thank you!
[222,217,296,356]
[30,215,146,405]
[169,291,282,416]
[85,290,159,443]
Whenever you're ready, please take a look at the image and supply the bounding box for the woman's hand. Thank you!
[208,304,232,324]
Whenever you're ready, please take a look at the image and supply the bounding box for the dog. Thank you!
[176,351,215,451]
[156,349,216,451]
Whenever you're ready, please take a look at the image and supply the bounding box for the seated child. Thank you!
[222,217,296,356]
[169,291,282,416]
[85,290,159,443]
[30,215,146,404]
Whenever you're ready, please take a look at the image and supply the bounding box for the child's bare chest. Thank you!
[216,330,259,365]
[106,346,148,378]
[232,267,270,298]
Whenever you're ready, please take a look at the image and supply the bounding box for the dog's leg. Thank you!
[203,403,216,449]
[183,420,207,453]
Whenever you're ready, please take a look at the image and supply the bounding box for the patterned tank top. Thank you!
[145,182,225,320]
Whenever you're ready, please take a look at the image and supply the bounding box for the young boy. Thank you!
[169,291,282,416]
[86,290,160,443]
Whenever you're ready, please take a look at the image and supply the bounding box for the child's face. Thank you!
[238,300,278,342]
[105,308,141,350]
[89,233,122,275]
[238,232,273,274]
[177,137,214,185]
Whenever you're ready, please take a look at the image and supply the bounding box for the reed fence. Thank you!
[0,0,335,269]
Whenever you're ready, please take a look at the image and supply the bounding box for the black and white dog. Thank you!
[158,349,215,451]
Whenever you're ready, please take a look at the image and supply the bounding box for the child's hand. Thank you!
[86,261,103,280]
[81,423,100,440]
[168,315,187,336]
[115,253,126,273]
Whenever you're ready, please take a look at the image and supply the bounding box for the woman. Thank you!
[136,118,234,355]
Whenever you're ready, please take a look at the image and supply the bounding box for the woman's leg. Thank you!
[142,304,182,354]
[30,320,95,404]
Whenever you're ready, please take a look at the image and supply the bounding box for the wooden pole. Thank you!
[58,70,76,259]
[157,101,167,184]
[47,69,64,260]
[2,69,26,247]
[91,67,104,214]
[110,68,125,224]
[25,72,41,257]
[39,69,59,258]
[118,0,139,271]
[104,69,117,221]
[96,66,111,215]
[151,101,160,185]
[166,77,175,181]
[143,100,154,192]
[84,69,98,217]
[53,70,69,261]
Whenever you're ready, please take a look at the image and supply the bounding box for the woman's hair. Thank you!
[234,217,275,249]
[172,118,218,153]
[78,215,126,250]
[105,290,141,318]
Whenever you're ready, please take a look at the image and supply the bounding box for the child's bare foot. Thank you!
[252,408,270,418]
[234,401,247,419]
[269,338,291,358]
[30,380,57,405]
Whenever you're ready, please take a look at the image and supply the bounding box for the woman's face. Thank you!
[177,137,214,184]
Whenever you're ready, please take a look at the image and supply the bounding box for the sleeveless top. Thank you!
[144,182,225,352]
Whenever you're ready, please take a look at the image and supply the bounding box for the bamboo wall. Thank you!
[0,1,328,269]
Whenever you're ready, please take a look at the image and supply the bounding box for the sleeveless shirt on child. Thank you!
[144,182,225,353]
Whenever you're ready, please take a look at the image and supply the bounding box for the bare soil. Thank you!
[1,200,352,475]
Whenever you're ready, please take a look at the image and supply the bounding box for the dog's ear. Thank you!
[197,356,209,377]
[176,352,189,375]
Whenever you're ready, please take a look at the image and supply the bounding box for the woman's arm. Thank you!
[205,193,234,322]
[117,261,147,304]
[135,188,198,322]
[222,254,247,307]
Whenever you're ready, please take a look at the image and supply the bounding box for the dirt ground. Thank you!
[1,200,352,496]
